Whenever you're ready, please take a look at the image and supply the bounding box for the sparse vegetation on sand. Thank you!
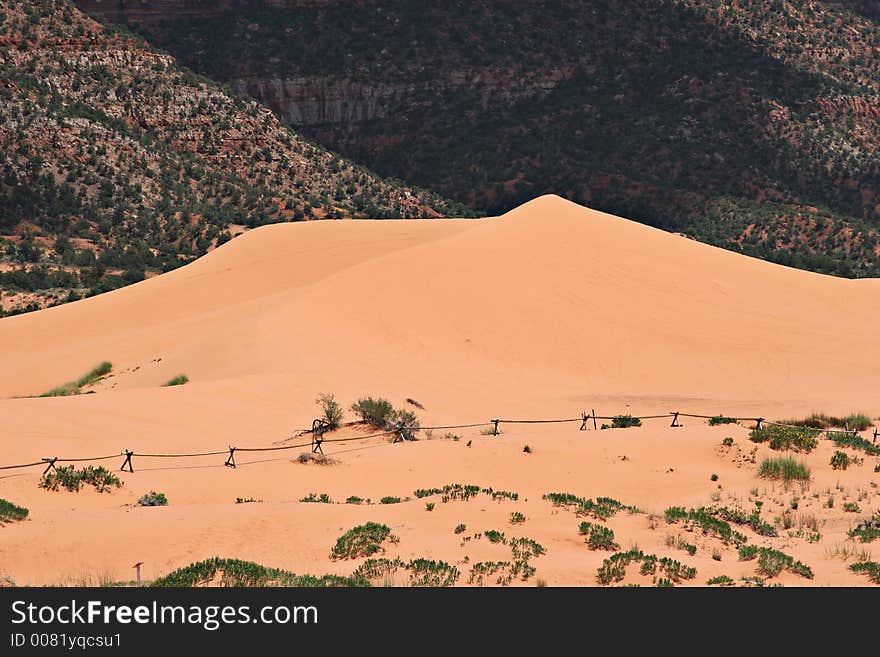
[316,393,343,429]
[579,522,618,551]
[235,497,262,504]
[600,415,641,430]
[380,496,402,504]
[738,546,813,579]
[665,505,777,542]
[349,396,420,434]
[706,575,735,586]
[708,416,738,426]
[39,362,112,397]
[749,424,819,453]
[405,559,460,587]
[295,452,339,466]
[330,522,396,560]
[830,451,851,470]
[827,431,880,456]
[543,492,639,520]
[300,493,332,503]
[151,558,367,587]
[509,512,526,525]
[787,412,872,432]
[0,498,29,524]
[162,375,189,387]
[40,465,122,493]
[758,456,811,482]
[413,483,518,503]
[596,550,696,586]
[136,491,168,507]
[849,561,880,584]
[848,514,880,543]
[454,524,467,534]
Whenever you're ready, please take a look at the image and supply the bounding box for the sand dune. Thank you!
[1,195,878,586]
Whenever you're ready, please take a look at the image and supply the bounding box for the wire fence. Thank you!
[1,409,876,475]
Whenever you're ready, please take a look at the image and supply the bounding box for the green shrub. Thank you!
[454,523,467,534]
[151,557,367,587]
[300,493,332,503]
[509,511,526,525]
[758,457,811,482]
[711,474,719,481]
[353,558,403,582]
[543,492,637,520]
[848,514,880,543]
[136,491,168,507]
[40,465,122,493]
[40,361,112,397]
[350,397,394,427]
[722,437,734,447]
[788,413,871,431]
[578,521,618,551]
[849,561,880,584]
[830,451,850,470]
[843,502,861,513]
[827,432,880,456]
[0,498,29,524]
[330,522,395,559]
[709,416,737,426]
[425,502,435,511]
[706,575,735,586]
[345,496,366,504]
[739,546,812,579]
[600,415,642,430]
[484,530,506,544]
[380,496,401,504]
[315,393,343,429]
[596,550,696,586]
[405,559,460,587]
[162,375,189,387]
[749,425,819,453]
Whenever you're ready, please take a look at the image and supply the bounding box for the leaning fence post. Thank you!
[41,457,58,475]
[121,450,134,473]
[670,411,681,428]
[580,412,589,431]
[873,427,879,443]
[225,446,237,468]
[591,409,597,431]
[491,419,500,436]
[311,418,326,454]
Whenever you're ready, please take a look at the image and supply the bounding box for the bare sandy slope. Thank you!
[0,195,878,587]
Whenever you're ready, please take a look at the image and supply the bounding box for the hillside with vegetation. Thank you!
[87,0,880,277]
[0,0,474,316]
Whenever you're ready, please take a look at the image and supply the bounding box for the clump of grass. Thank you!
[330,522,396,560]
[136,491,168,507]
[596,550,696,586]
[425,502,435,511]
[543,492,638,520]
[665,534,697,555]
[749,425,819,453]
[708,416,738,426]
[39,361,112,397]
[843,502,861,513]
[315,393,343,429]
[380,496,402,504]
[352,558,403,582]
[758,456,811,482]
[600,415,641,430]
[827,432,880,456]
[0,498,29,524]
[405,559,460,587]
[295,452,339,466]
[579,522,618,551]
[850,561,880,584]
[40,465,122,493]
[509,511,526,525]
[664,507,745,544]
[454,523,467,534]
[848,513,880,543]
[738,546,813,579]
[706,575,735,586]
[151,557,366,587]
[788,412,872,431]
[468,561,512,586]
[300,493,332,503]
[722,437,734,447]
[484,530,507,544]
[345,496,367,505]
[830,451,850,470]
[235,497,262,504]
[162,375,189,387]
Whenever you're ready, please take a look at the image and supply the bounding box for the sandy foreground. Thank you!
[0,195,877,586]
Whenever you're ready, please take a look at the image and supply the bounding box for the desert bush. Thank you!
[739,546,813,579]
[849,561,880,584]
[425,502,435,511]
[579,521,618,551]
[722,437,734,447]
[543,492,637,520]
[315,393,343,429]
[788,412,872,431]
[405,559,460,587]
[848,513,880,543]
[758,457,811,482]
[345,496,366,505]
[380,496,401,504]
[40,361,112,397]
[162,375,188,387]
[235,497,262,504]
[454,524,467,534]
[706,575,735,586]
[843,502,861,513]
[0,498,29,524]
[749,425,819,453]
[330,522,396,560]
[136,491,168,507]
[509,511,526,525]
[40,465,122,493]
[484,530,507,544]
[601,415,641,430]
[709,416,737,426]
[522,445,532,454]
[350,397,394,427]
[353,558,403,582]
[830,451,850,470]
[596,550,696,586]
[300,493,332,503]
[151,557,366,587]
[827,431,880,456]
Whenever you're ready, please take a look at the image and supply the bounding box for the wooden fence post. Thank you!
[492,419,500,436]
[580,412,589,431]
[670,411,681,428]
[755,418,764,431]
[41,457,58,475]
[224,447,236,468]
[591,409,598,431]
[121,450,134,473]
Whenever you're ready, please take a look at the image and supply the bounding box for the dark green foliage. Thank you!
[543,492,638,520]
[600,415,642,430]
[0,498,29,524]
[345,496,366,505]
[380,496,401,504]
[484,530,507,544]
[706,575,735,586]
[405,559,460,587]
[710,474,718,482]
[454,523,467,534]
[352,558,403,582]
[350,397,394,427]
[578,521,618,551]
[315,393,343,429]
[758,456,811,481]
[708,416,737,426]
[849,561,880,584]
[722,437,734,447]
[300,493,332,503]
[739,546,813,579]
[162,375,189,387]
[330,522,395,559]
[509,511,526,525]
[414,483,518,503]
[151,557,367,587]
[848,514,880,543]
[39,361,112,397]
[827,431,880,456]
[468,561,512,586]
[596,550,696,586]
[843,502,861,513]
[425,502,435,511]
[136,491,168,507]
[789,412,872,431]
[40,465,122,493]
[749,425,819,453]
[830,450,850,470]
